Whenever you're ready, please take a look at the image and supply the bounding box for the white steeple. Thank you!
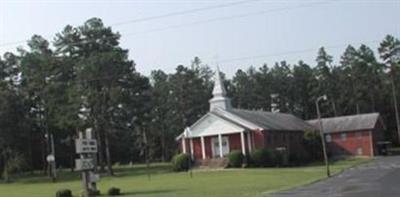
[209,66,232,111]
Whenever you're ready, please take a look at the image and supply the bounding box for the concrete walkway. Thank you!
[271,156,400,197]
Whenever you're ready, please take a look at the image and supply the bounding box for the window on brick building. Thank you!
[357,147,363,155]
[340,133,347,141]
[325,134,332,142]
[355,132,362,138]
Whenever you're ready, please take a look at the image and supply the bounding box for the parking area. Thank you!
[271,156,400,197]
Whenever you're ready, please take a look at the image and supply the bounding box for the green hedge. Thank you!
[56,189,72,197]
[171,153,191,172]
[250,149,275,167]
[107,187,121,196]
[228,150,243,168]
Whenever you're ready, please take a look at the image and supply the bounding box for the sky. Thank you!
[0,0,399,77]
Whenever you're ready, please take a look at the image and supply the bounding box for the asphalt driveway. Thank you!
[271,156,400,197]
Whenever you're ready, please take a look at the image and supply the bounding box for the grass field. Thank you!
[0,158,370,197]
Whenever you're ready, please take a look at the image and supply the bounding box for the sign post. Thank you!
[75,130,100,196]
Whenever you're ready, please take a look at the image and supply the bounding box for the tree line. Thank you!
[0,18,399,179]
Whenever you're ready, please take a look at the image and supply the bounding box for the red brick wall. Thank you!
[263,130,305,155]
[228,133,242,152]
[192,138,202,160]
[253,130,265,149]
[205,136,212,159]
[326,130,373,157]
[187,136,213,160]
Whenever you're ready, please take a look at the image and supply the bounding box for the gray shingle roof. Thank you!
[307,113,380,133]
[217,108,314,131]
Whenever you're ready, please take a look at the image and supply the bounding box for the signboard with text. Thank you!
[75,158,95,171]
[75,139,98,154]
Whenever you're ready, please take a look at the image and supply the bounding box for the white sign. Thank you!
[89,172,100,182]
[75,139,98,154]
[75,158,95,171]
[46,154,55,162]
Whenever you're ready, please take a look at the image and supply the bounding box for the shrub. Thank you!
[288,151,301,166]
[90,189,101,196]
[56,189,72,197]
[80,189,100,197]
[274,151,285,166]
[250,149,274,167]
[108,187,121,196]
[171,153,191,171]
[228,150,243,168]
[289,150,310,166]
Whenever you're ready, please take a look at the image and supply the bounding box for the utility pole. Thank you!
[390,47,400,143]
[50,133,57,182]
[316,95,330,177]
[45,132,57,182]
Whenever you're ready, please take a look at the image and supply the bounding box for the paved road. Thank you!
[271,156,400,197]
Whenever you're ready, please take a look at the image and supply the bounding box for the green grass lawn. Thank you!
[0,158,370,197]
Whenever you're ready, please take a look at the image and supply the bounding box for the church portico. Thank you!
[182,131,253,160]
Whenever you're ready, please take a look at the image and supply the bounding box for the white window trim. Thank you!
[325,134,332,143]
[341,133,347,141]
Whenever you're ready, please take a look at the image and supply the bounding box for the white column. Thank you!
[240,132,246,155]
[182,138,186,154]
[190,138,194,159]
[201,136,206,159]
[247,132,252,152]
[218,134,223,158]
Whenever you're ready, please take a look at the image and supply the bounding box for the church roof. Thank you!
[307,113,382,134]
[176,108,314,139]
[214,108,314,131]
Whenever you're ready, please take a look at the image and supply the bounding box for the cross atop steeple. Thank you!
[209,66,231,111]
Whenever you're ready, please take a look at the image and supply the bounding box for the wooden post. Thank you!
[79,132,90,197]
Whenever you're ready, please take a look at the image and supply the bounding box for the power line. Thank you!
[0,0,334,48]
[212,40,381,64]
[111,0,262,26]
[59,39,385,83]
[0,38,382,87]
[123,0,335,37]
[0,0,259,47]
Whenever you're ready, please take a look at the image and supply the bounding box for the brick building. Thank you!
[177,67,312,161]
[307,113,385,157]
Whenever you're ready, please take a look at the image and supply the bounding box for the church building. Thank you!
[177,67,312,161]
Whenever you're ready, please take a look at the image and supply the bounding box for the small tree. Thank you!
[171,153,190,172]
[227,150,243,168]
[2,150,28,182]
[303,129,322,161]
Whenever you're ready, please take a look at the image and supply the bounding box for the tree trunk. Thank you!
[161,125,166,162]
[28,130,34,174]
[2,152,9,183]
[70,142,75,172]
[96,130,105,172]
[41,137,47,175]
[104,131,114,176]
[331,100,337,117]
